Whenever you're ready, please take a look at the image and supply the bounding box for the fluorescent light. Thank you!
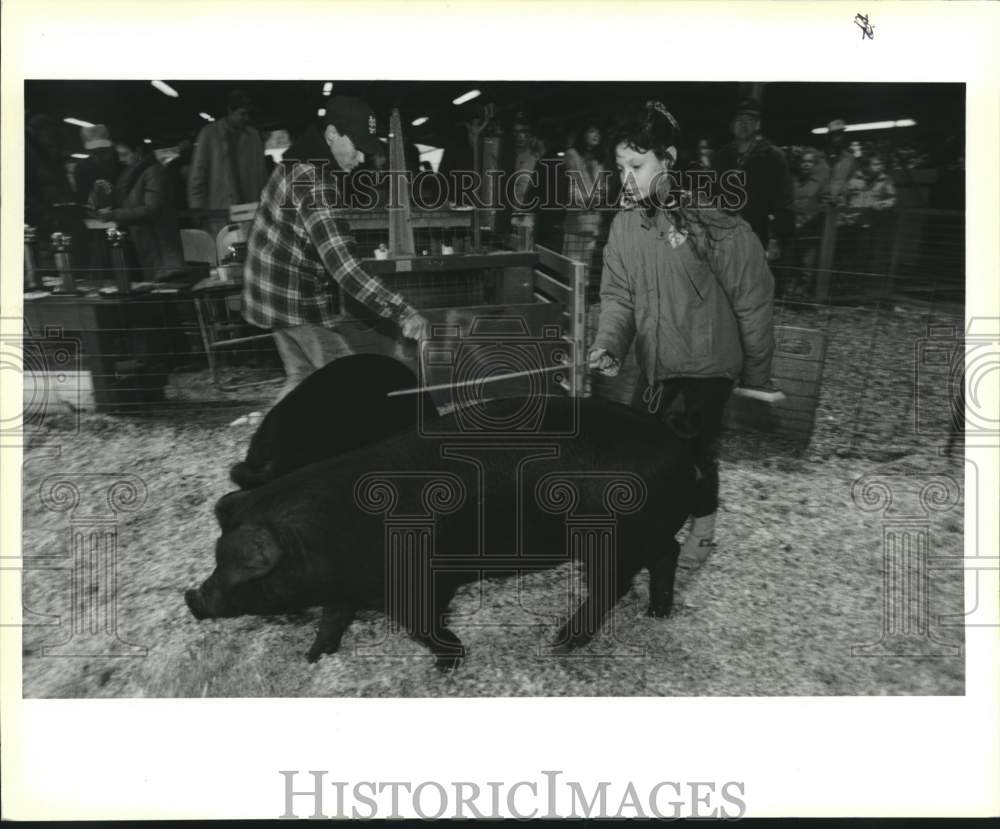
[811,118,918,135]
[71,153,89,159]
[411,116,429,127]
[317,107,326,117]
[557,151,565,157]
[199,112,214,122]
[322,82,333,96]
[452,89,481,106]
[64,117,94,128]
[151,80,179,98]
[144,138,152,144]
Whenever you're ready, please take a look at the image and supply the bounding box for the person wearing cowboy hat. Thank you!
[712,97,794,264]
[243,96,430,404]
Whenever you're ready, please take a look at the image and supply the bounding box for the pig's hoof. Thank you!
[305,638,341,664]
[647,598,674,618]
[551,629,591,655]
[185,589,207,620]
[434,649,465,673]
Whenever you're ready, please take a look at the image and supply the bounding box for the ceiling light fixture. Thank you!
[452,89,481,106]
[811,118,918,135]
[411,116,428,127]
[151,80,179,98]
[63,117,94,128]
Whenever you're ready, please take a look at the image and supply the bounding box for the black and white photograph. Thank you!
[3,0,998,821]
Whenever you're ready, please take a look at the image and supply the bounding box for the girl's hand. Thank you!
[588,347,620,377]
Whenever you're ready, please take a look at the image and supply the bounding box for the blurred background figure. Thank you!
[787,147,830,301]
[562,122,608,287]
[74,124,120,210]
[712,97,794,262]
[694,137,713,169]
[164,136,195,220]
[25,113,89,272]
[100,131,186,282]
[506,111,544,250]
[825,118,857,206]
[188,88,267,238]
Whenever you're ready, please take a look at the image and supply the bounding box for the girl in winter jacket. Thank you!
[589,101,776,567]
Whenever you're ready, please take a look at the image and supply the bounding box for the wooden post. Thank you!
[883,208,908,302]
[815,204,837,305]
[387,108,414,257]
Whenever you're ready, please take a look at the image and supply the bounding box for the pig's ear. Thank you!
[218,524,283,585]
[215,490,250,531]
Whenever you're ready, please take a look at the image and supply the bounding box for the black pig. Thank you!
[189,396,694,670]
[230,353,438,489]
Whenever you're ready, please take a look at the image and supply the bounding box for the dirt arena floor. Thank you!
[20,301,967,697]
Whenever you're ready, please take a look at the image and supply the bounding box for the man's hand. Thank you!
[400,311,430,341]
[588,347,621,377]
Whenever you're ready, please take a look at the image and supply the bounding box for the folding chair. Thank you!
[215,222,251,265]
[191,276,278,392]
[180,229,218,266]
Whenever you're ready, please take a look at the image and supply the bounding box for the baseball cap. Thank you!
[81,124,111,150]
[734,97,762,118]
[827,119,847,133]
[324,96,382,155]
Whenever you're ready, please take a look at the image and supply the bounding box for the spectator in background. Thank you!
[99,132,186,282]
[73,124,120,210]
[25,113,89,271]
[563,122,609,282]
[505,112,545,250]
[164,136,194,217]
[713,97,794,262]
[787,148,830,301]
[694,138,713,170]
[188,88,268,238]
[825,119,857,206]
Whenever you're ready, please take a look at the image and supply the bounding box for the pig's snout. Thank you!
[185,587,210,620]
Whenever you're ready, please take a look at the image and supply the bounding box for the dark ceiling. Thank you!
[25,79,964,155]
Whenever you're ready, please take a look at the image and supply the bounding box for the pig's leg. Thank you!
[647,537,680,618]
[403,583,466,672]
[552,556,632,653]
[306,602,356,663]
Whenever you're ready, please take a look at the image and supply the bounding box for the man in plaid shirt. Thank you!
[244,96,429,401]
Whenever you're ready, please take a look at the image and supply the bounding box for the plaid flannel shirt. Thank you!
[242,161,415,329]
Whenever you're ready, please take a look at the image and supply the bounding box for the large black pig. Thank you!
[230,353,438,489]
[189,396,694,670]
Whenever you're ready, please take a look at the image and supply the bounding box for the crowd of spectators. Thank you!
[24,85,966,296]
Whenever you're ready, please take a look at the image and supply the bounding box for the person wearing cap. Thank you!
[243,96,431,403]
[188,88,267,237]
[74,124,120,209]
[712,97,794,262]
